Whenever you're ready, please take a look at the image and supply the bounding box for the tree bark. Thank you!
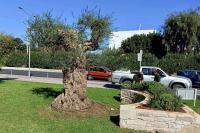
[51,68,91,111]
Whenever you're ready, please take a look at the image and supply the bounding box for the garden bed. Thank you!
[120,89,200,133]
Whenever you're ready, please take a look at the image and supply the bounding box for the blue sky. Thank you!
[0,0,199,40]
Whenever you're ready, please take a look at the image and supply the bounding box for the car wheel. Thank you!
[87,75,93,80]
[172,83,185,89]
[107,76,112,82]
[122,80,132,85]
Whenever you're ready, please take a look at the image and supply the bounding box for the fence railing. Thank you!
[0,67,63,79]
[173,88,198,107]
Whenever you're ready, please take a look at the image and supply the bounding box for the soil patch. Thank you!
[38,101,112,120]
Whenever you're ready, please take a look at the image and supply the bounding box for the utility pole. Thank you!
[18,6,33,78]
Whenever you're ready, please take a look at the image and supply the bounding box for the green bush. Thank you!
[5,52,28,67]
[30,52,52,69]
[149,93,182,111]
[131,82,149,91]
[4,48,200,74]
[147,82,166,98]
[86,50,200,75]
[131,81,183,111]
[147,82,183,111]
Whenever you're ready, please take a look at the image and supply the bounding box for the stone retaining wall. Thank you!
[120,89,200,133]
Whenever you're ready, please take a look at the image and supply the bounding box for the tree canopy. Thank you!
[121,32,167,58]
[26,10,112,70]
[163,10,200,53]
[0,33,25,54]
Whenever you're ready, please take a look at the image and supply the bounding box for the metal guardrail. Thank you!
[0,67,63,79]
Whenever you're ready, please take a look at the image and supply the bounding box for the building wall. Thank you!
[108,29,155,49]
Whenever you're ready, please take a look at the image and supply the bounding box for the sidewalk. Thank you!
[0,74,116,89]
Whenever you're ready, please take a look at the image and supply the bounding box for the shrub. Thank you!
[30,52,52,69]
[5,52,28,67]
[131,82,149,91]
[147,82,166,98]
[147,82,183,111]
[149,93,182,111]
[130,81,183,111]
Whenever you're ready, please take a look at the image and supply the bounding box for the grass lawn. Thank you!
[0,80,142,133]
[183,99,200,114]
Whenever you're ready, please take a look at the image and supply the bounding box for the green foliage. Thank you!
[131,82,149,91]
[164,11,200,53]
[30,52,52,69]
[86,49,159,71]
[0,33,25,65]
[149,93,182,111]
[5,52,28,67]
[77,9,112,50]
[5,48,200,76]
[121,34,150,53]
[131,83,144,90]
[148,82,183,111]
[147,82,167,99]
[27,12,67,48]
[121,32,167,58]
[130,81,183,111]
[158,53,200,74]
[26,10,112,73]
[86,48,124,70]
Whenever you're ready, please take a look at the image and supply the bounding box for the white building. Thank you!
[108,29,155,49]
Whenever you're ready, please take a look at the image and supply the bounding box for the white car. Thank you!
[111,66,192,89]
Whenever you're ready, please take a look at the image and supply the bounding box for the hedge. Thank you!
[4,49,200,75]
[86,49,200,74]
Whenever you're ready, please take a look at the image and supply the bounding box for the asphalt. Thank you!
[0,74,121,89]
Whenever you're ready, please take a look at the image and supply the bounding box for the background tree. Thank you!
[0,33,25,53]
[163,11,200,53]
[27,10,112,111]
[148,33,167,59]
[0,33,25,65]
[121,32,166,58]
[121,34,150,53]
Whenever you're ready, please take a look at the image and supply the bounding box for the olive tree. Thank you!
[27,10,112,111]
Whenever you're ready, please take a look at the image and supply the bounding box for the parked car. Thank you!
[177,69,200,88]
[86,66,112,81]
[111,66,192,89]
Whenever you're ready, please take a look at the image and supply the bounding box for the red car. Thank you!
[86,66,112,81]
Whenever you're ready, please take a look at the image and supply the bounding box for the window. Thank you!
[95,67,105,72]
[142,68,153,75]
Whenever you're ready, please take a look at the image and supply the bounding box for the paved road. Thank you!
[0,74,120,89]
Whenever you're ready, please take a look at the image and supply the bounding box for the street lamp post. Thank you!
[18,6,32,78]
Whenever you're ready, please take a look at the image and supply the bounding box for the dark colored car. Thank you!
[86,66,112,81]
[177,69,200,88]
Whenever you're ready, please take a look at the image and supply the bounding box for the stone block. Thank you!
[176,116,194,123]
[151,122,169,128]
[120,110,136,119]
[137,116,154,121]
[155,117,175,122]
[126,119,147,126]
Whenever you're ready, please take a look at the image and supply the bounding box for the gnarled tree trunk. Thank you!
[51,68,91,111]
